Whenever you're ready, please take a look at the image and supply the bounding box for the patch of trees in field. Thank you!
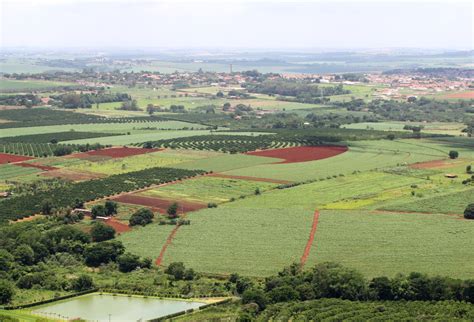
[245,79,350,104]
[0,142,106,157]
[337,98,474,123]
[0,167,205,222]
[50,92,131,109]
[0,94,42,107]
[233,262,474,317]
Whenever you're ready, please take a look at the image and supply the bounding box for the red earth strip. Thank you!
[14,162,58,171]
[103,218,131,233]
[112,194,207,214]
[300,210,320,267]
[155,224,181,266]
[246,146,348,164]
[0,153,33,164]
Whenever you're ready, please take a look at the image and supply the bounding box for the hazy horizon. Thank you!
[1,0,473,51]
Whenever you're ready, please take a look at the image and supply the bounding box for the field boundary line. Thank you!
[300,210,320,267]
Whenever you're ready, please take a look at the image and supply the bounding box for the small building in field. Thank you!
[72,208,92,216]
[444,174,458,179]
[0,192,11,198]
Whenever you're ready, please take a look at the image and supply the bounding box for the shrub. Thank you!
[71,274,94,291]
[449,150,459,159]
[129,208,154,226]
[0,280,15,304]
[464,203,474,220]
[242,288,268,311]
[90,222,116,242]
[91,205,106,219]
[167,203,179,219]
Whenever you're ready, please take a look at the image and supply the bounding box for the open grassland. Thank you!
[0,120,208,138]
[307,210,473,278]
[225,171,426,210]
[117,223,176,259]
[67,150,198,175]
[343,121,467,136]
[173,153,281,172]
[0,164,41,180]
[0,79,76,91]
[382,188,474,214]
[139,176,277,204]
[224,139,449,182]
[162,207,314,276]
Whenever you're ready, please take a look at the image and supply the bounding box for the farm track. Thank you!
[155,220,184,266]
[300,210,320,267]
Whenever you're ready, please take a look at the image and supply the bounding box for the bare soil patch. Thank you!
[0,153,33,164]
[113,194,207,214]
[246,146,348,163]
[71,147,163,159]
[41,168,105,181]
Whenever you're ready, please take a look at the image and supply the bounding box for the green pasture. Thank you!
[0,79,76,92]
[225,171,425,211]
[139,176,277,204]
[67,150,198,175]
[163,207,314,276]
[224,139,449,182]
[173,153,281,172]
[343,121,467,136]
[0,164,41,180]
[117,223,177,259]
[307,210,473,278]
[0,121,208,138]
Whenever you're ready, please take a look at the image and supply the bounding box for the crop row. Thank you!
[0,131,120,144]
[0,142,110,157]
[257,298,474,321]
[138,134,327,153]
[0,167,206,222]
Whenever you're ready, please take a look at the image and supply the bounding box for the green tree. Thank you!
[129,208,154,226]
[91,205,106,219]
[0,250,14,272]
[104,200,118,216]
[71,274,94,291]
[242,288,268,311]
[90,222,116,242]
[0,280,15,304]
[41,199,54,215]
[117,253,141,273]
[14,244,35,265]
[449,150,459,159]
[167,202,179,219]
[165,262,186,280]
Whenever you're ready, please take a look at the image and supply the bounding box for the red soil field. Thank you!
[208,173,293,184]
[246,146,348,163]
[300,210,320,267]
[443,91,474,99]
[14,162,58,171]
[0,153,33,164]
[113,194,207,214]
[71,147,163,159]
[103,218,131,233]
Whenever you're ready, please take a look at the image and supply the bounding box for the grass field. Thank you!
[343,121,467,136]
[162,207,314,276]
[0,163,41,180]
[0,120,208,138]
[0,79,76,91]
[139,176,277,204]
[224,139,449,182]
[173,153,281,172]
[307,210,473,278]
[67,150,197,175]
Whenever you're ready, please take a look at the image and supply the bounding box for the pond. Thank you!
[31,293,206,321]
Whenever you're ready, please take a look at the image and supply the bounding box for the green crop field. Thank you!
[307,210,473,278]
[0,164,41,180]
[0,79,76,91]
[223,139,449,182]
[67,150,199,175]
[139,176,277,204]
[162,207,314,276]
[118,224,176,259]
[173,153,280,172]
[343,121,467,136]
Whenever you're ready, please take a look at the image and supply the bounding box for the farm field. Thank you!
[67,150,198,175]
[223,139,451,182]
[307,210,473,278]
[0,78,76,91]
[139,176,277,204]
[160,207,314,276]
[343,121,467,136]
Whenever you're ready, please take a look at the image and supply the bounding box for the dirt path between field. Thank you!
[300,210,320,267]
[155,221,184,266]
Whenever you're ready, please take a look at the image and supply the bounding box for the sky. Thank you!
[0,0,473,50]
